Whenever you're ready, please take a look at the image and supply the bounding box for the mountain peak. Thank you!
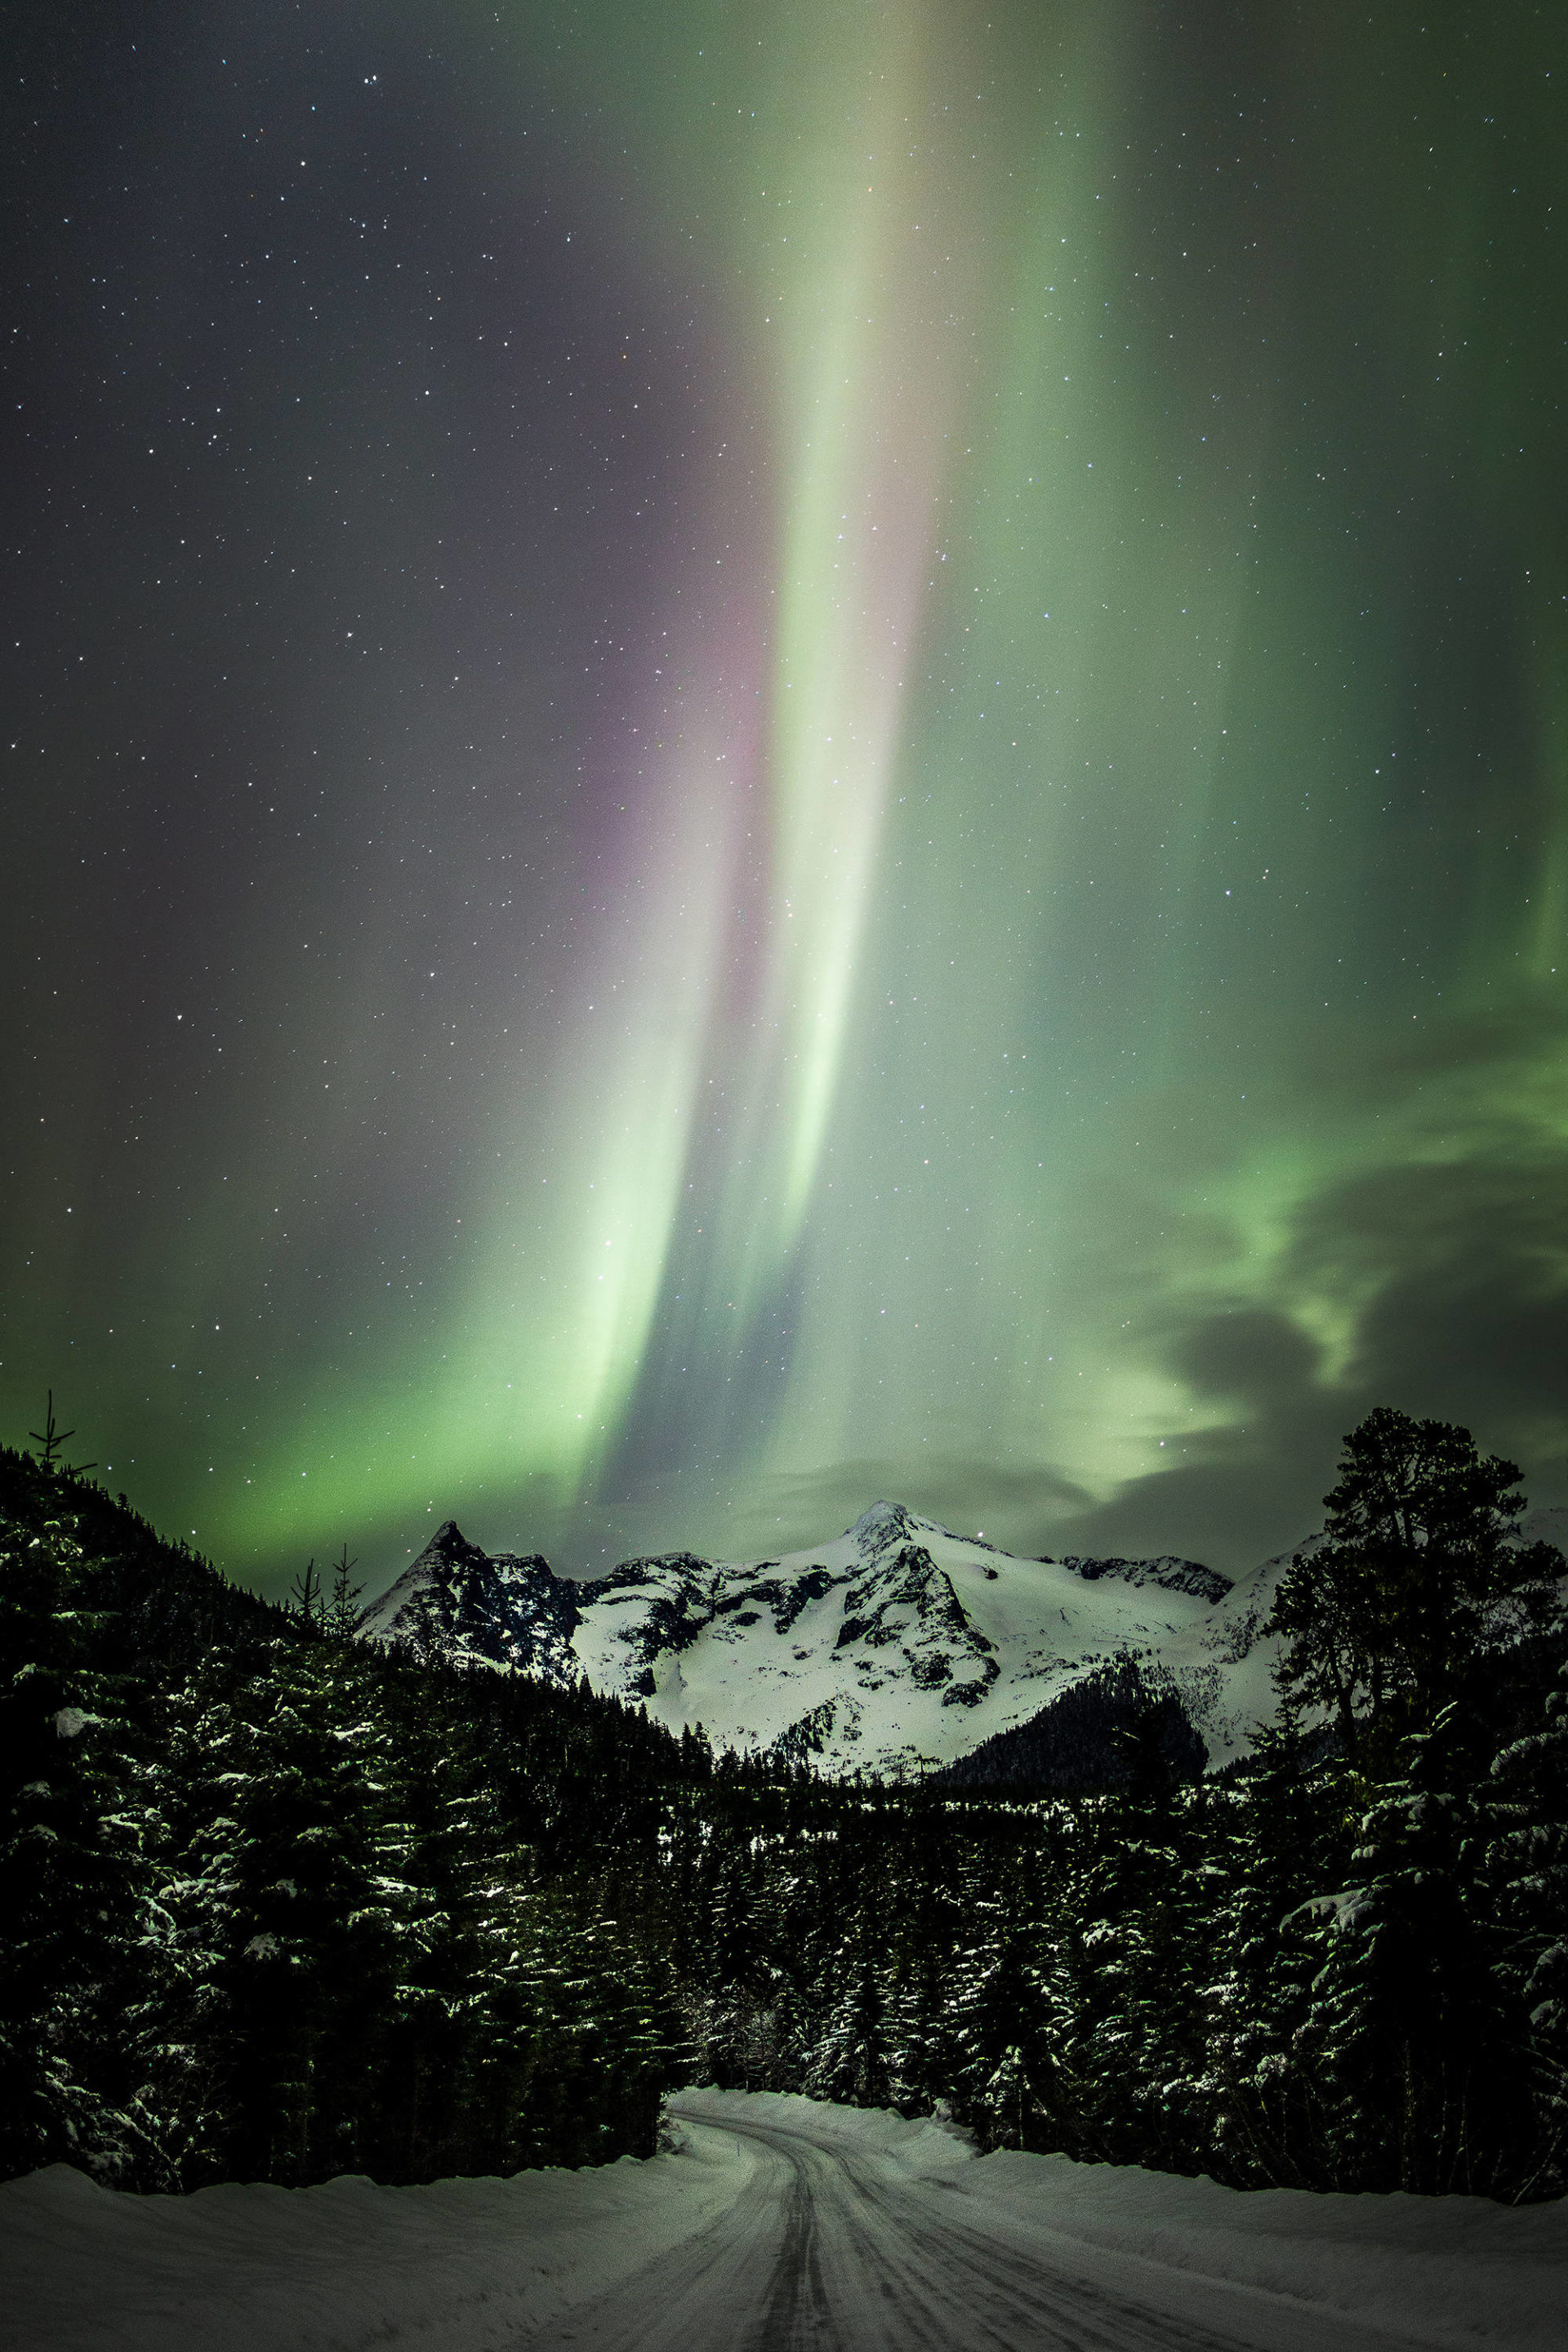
[845,1500,1006,1560]
[846,1500,929,1546]
[361,1526,578,1676]
[409,1517,474,1559]
[360,1502,1281,1778]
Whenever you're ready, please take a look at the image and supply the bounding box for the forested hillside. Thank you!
[0,1444,690,2189]
[3,1417,1566,2203]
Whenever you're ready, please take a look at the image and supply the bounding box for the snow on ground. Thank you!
[950,2136,1566,2352]
[673,2091,1565,2352]
[5,2091,1562,2352]
[672,2086,977,2180]
[0,2127,760,2352]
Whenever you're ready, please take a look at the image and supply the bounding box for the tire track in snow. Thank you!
[549,2100,1437,2352]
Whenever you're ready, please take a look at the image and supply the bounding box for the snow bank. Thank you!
[957,2146,1566,2352]
[0,2127,758,2352]
[672,2084,976,2179]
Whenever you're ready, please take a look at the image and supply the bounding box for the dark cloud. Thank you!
[1281,1003,1568,1133]
[1369,996,1568,1085]
[1066,1147,1568,1576]
[1168,1306,1322,1410]
[1289,1151,1568,1468]
[1040,1307,1344,1574]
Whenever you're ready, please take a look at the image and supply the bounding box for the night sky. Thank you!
[5,2,1566,1599]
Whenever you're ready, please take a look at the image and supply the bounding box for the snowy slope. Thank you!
[363,1501,1292,1775]
[568,1501,1270,1775]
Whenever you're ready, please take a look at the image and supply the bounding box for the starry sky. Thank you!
[4,1,1566,1597]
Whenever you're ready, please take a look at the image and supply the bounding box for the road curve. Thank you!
[549,2093,1421,2352]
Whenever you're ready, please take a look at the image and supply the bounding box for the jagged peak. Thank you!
[412,1517,481,1563]
[407,1520,557,1581]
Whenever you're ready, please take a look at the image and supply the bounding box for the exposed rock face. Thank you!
[1045,1553,1233,1606]
[360,1500,1284,1777]
[359,1520,580,1679]
[837,1542,1000,1708]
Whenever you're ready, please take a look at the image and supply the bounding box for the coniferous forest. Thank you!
[2,1414,1566,2206]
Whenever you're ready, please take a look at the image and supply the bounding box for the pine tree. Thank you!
[1044,1710,1211,2168]
[288,1557,326,1630]
[180,1638,407,2183]
[1486,1653,1568,2196]
[1267,1409,1564,1762]
[117,1664,248,2189]
[325,1545,364,1642]
[1198,1727,1349,2187]
[804,1912,894,2108]
[945,1852,1068,2154]
[0,1511,141,2177]
[884,1913,960,2114]
[1285,1715,1532,2194]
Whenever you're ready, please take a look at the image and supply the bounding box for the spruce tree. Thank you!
[1267,1409,1563,1762]
[1198,1727,1350,2187]
[1285,1715,1532,2194]
[804,1911,894,2108]
[1486,1654,1568,2196]
[0,1510,141,2178]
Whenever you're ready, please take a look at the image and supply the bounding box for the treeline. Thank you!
[933,1657,1208,1792]
[673,1672,1567,2199]
[675,1410,1568,2202]
[0,1444,696,2189]
[3,1410,1566,2203]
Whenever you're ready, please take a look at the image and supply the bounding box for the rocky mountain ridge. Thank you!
[359,1499,1290,1776]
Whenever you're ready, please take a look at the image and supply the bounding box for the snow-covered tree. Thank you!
[1486,1655,1568,2195]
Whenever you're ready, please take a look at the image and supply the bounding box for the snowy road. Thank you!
[552,2092,1421,2352]
[6,2091,1559,2352]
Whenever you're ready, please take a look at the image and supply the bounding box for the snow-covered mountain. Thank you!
[362,1500,1294,1776]
[357,1520,579,1680]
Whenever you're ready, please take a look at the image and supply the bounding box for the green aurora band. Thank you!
[3,2,1565,1588]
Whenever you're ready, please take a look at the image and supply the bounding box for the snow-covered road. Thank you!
[559,2093,1420,2352]
[4,2089,1561,2351]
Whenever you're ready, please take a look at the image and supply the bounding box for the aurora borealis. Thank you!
[4,2,1566,1595]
